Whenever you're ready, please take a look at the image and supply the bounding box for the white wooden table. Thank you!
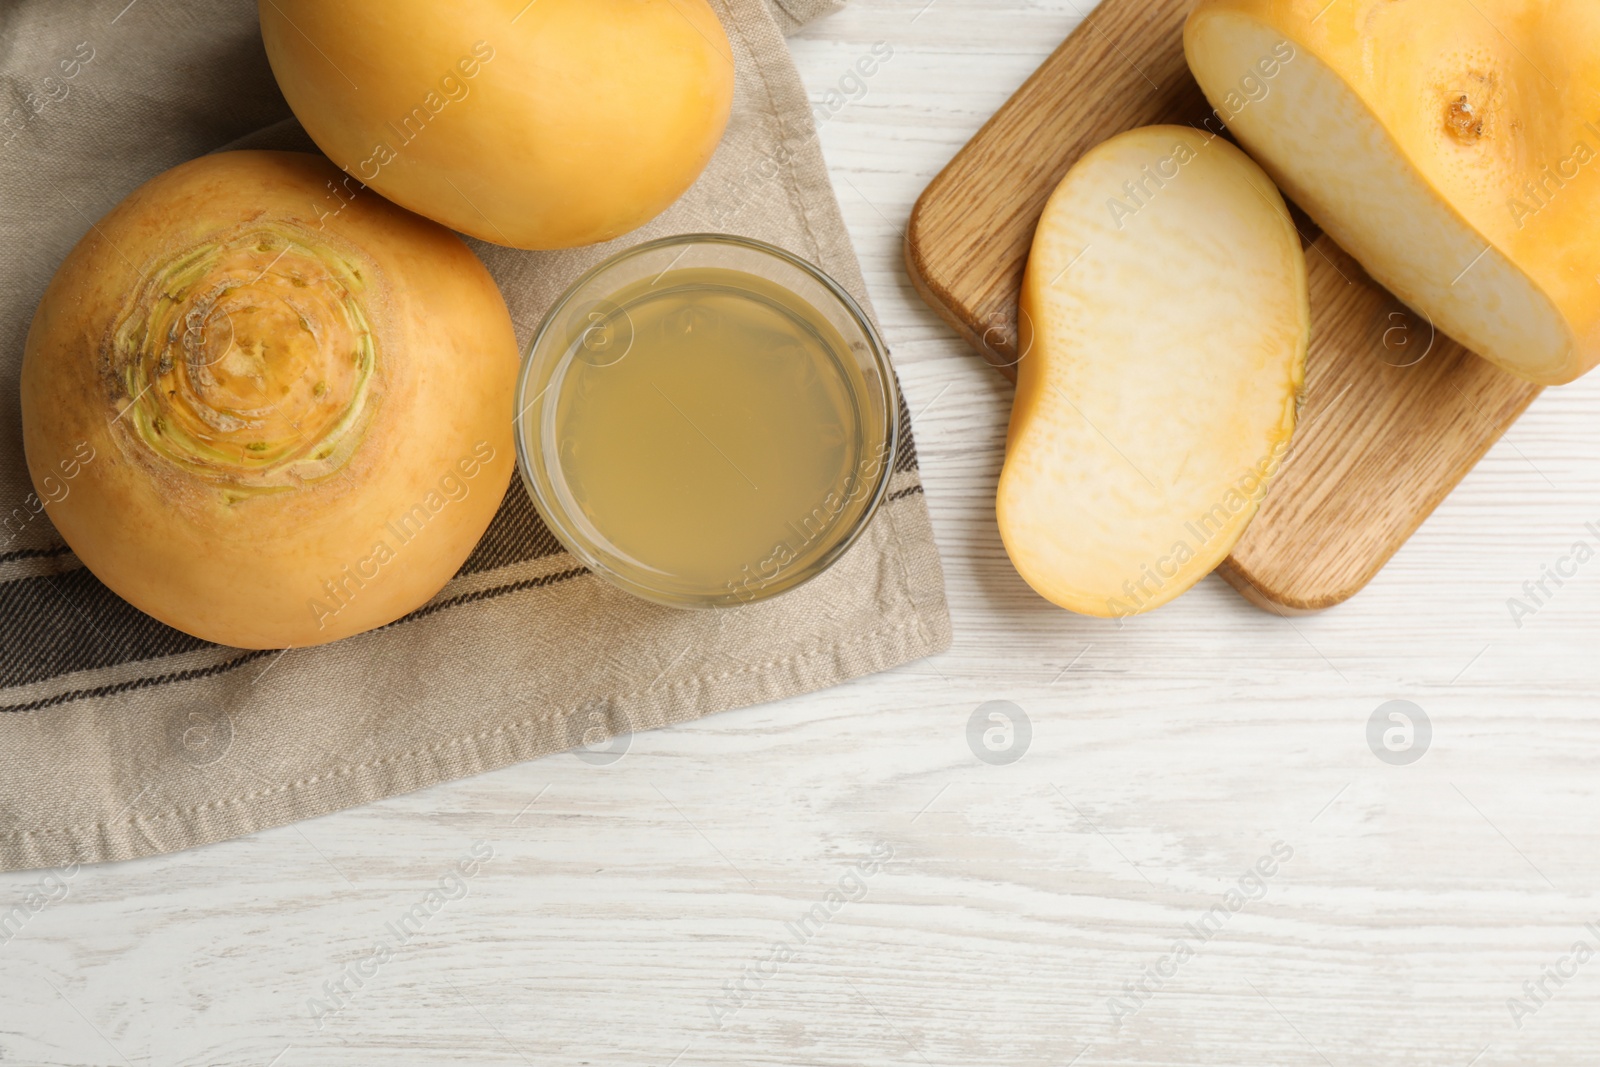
[6,2,1600,1064]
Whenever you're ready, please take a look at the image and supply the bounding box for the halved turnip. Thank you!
[1186,0,1600,385]
[998,126,1308,618]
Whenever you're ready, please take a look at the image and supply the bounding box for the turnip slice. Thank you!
[998,125,1308,618]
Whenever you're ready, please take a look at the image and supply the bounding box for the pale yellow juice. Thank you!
[545,267,881,603]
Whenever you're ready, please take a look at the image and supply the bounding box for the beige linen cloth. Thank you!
[0,0,949,871]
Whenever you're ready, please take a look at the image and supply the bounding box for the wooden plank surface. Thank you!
[904,0,1543,612]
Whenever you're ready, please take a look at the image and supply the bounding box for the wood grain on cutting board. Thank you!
[904,0,1543,613]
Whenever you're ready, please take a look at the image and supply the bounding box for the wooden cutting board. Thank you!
[904,0,1543,613]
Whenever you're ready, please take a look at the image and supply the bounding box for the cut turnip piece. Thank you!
[998,125,1308,618]
[1185,0,1600,385]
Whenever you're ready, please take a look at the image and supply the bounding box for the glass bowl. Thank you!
[513,234,899,608]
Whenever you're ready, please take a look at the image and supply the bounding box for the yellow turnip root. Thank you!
[1186,0,1600,384]
[258,0,736,251]
[21,150,518,649]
